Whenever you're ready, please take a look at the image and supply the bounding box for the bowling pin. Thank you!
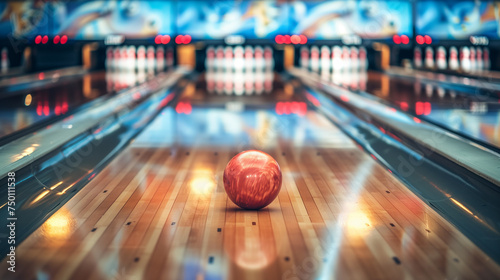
[342,46,351,71]
[254,46,265,70]
[359,46,368,72]
[223,71,233,95]
[254,70,264,95]
[166,48,174,69]
[449,90,457,99]
[156,46,165,72]
[469,47,476,72]
[437,87,445,99]
[332,46,342,72]
[234,70,244,96]
[460,47,471,72]
[300,47,309,69]
[234,46,245,71]
[244,71,255,95]
[359,71,367,91]
[264,46,274,70]
[215,46,224,70]
[414,47,422,69]
[449,46,459,71]
[483,47,490,70]
[424,47,434,69]
[120,46,128,70]
[105,47,113,70]
[436,46,447,70]
[127,45,136,71]
[476,47,483,71]
[206,70,215,93]
[414,80,422,95]
[215,70,224,94]
[350,46,360,71]
[310,46,320,73]
[1,47,8,73]
[206,46,215,70]
[425,84,433,97]
[136,45,146,70]
[146,46,156,72]
[112,47,120,70]
[224,46,233,70]
[244,46,254,71]
[264,71,273,93]
[320,45,331,71]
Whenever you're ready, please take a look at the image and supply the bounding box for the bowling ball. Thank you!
[223,150,282,210]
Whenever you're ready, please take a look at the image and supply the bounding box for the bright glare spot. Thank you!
[189,170,215,197]
[346,210,371,237]
[41,208,75,241]
[25,94,32,106]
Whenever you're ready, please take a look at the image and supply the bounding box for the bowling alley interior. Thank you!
[1,1,500,279]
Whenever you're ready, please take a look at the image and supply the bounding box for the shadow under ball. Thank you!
[223,150,282,210]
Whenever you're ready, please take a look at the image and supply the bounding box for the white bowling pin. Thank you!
[127,45,136,71]
[342,46,351,71]
[224,71,234,95]
[264,71,273,93]
[120,46,128,70]
[332,46,342,72]
[436,46,447,70]
[224,46,233,70]
[350,46,360,71]
[437,87,446,99]
[310,46,320,73]
[146,46,156,71]
[425,84,433,97]
[254,70,264,95]
[215,70,224,94]
[449,47,459,71]
[244,46,254,70]
[156,46,165,72]
[264,46,274,70]
[206,46,215,70]
[137,45,146,70]
[424,47,434,69]
[215,46,224,70]
[460,47,471,72]
[206,70,215,93]
[254,46,265,70]
[234,46,245,71]
[234,70,244,96]
[300,47,309,69]
[469,47,476,72]
[320,45,331,71]
[244,71,255,95]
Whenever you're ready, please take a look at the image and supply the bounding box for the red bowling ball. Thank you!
[223,150,282,210]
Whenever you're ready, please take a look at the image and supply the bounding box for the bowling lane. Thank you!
[356,70,500,150]
[0,69,154,143]
[3,74,499,280]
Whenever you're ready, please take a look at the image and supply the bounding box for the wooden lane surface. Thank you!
[1,109,500,280]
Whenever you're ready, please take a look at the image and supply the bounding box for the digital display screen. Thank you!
[54,1,174,39]
[416,1,500,39]
[0,0,415,41]
[290,1,412,39]
[0,1,53,39]
[176,1,289,39]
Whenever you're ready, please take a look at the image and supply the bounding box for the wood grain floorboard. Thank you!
[2,108,499,280]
